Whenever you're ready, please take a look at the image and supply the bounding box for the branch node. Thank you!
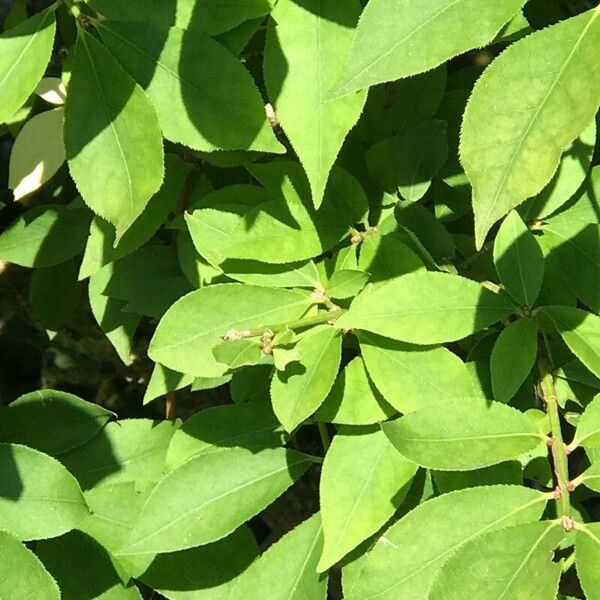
[561,516,576,532]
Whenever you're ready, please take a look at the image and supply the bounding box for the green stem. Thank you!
[561,551,575,573]
[318,422,331,454]
[538,360,571,521]
[222,308,346,341]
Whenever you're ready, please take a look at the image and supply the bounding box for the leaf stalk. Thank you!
[538,360,571,523]
[222,308,346,341]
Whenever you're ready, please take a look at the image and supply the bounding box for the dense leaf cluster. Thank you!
[1,0,600,598]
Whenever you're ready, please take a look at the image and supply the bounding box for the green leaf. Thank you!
[395,202,456,264]
[462,9,600,248]
[343,485,548,600]
[337,272,514,344]
[494,211,545,306]
[100,244,192,319]
[318,428,417,571]
[331,0,524,97]
[578,461,600,493]
[149,284,311,377]
[30,258,81,332]
[0,530,60,600]
[78,481,154,578]
[0,389,113,456]
[144,364,194,405]
[98,19,282,153]
[34,76,66,105]
[522,119,596,220]
[213,338,264,369]
[357,232,425,283]
[428,521,563,600]
[37,531,142,600]
[59,419,178,490]
[0,443,88,540]
[79,154,191,279]
[316,356,396,425]
[576,522,600,600]
[326,269,370,299]
[64,30,164,238]
[0,203,91,268]
[89,262,141,365]
[433,461,522,493]
[9,107,65,200]
[230,513,326,600]
[190,0,273,35]
[185,184,273,267]
[366,120,448,201]
[543,208,600,314]
[122,447,312,554]
[271,325,342,432]
[223,259,322,289]
[264,0,367,207]
[137,526,258,599]
[356,66,447,143]
[571,394,600,449]
[382,398,543,470]
[0,6,56,123]
[166,401,284,470]
[542,306,600,380]
[359,332,474,413]
[224,162,367,263]
[491,318,539,402]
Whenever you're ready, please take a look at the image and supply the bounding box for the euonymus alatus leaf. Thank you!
[264,0,367,207]
[577,461,600,493]
[59,419,178,490]
[0,531,60,600]
[224,162,368,263]
[318,428,417,571]
[230,513,326,600]
[0,389,113,456]
[331,0,525,97]
[462,9,600,248]
[122,448,312,554]
[37,531,142,600]
[149,284,311,377]
[359,332,474,413]
[0,5,56,124]
[542,185,600,313]
[343,485,548,600]
[80,153,191,279]
[542,306,600,380]
[382,397,543,470]
[429,521,564,600]
[271,325,342,432]
[64,30,164,238]
[491,318,539,403]
[494,210,544,307]
[0,203,91,268]
[138,526,258,598]
[337,271,514,344]
[570,393,600,450]
[316,356,396,425]
[98,19,283,153]
[9,107,65,201]
[575,522,600,600]
[165,401,283,470]
[0,443,88,541]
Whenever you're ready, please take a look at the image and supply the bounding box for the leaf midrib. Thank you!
[478,11,600,234]
[125,454,310,552]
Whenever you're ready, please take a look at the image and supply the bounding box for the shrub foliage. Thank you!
[1,0,600,598]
